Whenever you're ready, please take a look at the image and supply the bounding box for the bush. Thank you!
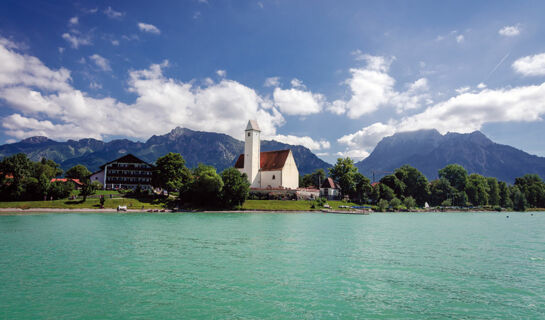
[48,181,74,200]
[441,199,452,207]
[389,197,402,210]
[377,199,389,212]
[403,196,416,209]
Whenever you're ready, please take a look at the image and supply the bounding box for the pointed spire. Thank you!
[245,120,261,131]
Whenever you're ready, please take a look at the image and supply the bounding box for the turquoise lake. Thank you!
[0,212,544,319]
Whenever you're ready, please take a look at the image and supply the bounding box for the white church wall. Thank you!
[260,170,282,188]
[90,170,105,185]
[281,151,299,189]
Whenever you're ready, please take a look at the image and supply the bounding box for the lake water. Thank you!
[0,212,544,319]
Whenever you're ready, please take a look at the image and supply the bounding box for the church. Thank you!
[235,120,299,189]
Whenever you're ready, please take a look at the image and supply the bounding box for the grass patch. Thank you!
[0,197,166,209]
[241,200,361,211]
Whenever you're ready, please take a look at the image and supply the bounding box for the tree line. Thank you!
[301,158,545,211]
[0,152,250,209]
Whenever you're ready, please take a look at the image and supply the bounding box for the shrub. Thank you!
[377,199,389,212]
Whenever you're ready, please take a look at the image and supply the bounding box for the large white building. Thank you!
[235,120,299,189]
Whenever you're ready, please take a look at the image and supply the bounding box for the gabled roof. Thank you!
[51,178,83,185]
[321,177,340,189]
[99,154,153,169]
[234,150,291,171]
[245,120,261,131]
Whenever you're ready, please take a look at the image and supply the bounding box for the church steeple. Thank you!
[244,120,261,188]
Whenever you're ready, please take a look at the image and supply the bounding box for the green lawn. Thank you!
[0,197,166,210]
[71,190,123,197]
[241,200,361,211]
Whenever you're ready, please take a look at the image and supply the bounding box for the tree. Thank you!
[377,199,389,212]
[65,164,92,181]
[389,197,402,210]
[375,183,395,202]
[510,185,527,211]
[190,164,224,206]
[220,168,250,208]
[48,181,74,200]
[514,174,545,208]
[498,181,512,209]
[466,174,489,206]
[301,169,326,188]
[329,158,359,198]
[0,153,33,200]
[152,153,192,195]
[80,181,101,202]
[438,164,468,192]
[353,173,372,203]
[430,178,454,206]
[486,177,500,206]
[395,165,430,206]
[379,174,406,199]
[403,196,416,209]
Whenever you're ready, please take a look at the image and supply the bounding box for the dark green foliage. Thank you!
[353,173,372,203]
[220,168,250,208]
[514,174,545,208]
[100,196,105,207]
[486,177,500,206]
[301,169,326,188]
[377,199,389,212]
[80,181,102,202]
[65,164,92,181]
[152,153,192,194]
[380,174,406,198]
[394,165,430,206]
[48,181,74,200]
[389,197,402,210]
[430,178,454,206]
[498,181,512,209]
[188,164,224,206]
[451,191,468,207]
[329,158,359,198]
[373,183,395,202]
[403,196,416,209]
[438,164,468,192]
[510,186,527,211]
[466,174,489,206]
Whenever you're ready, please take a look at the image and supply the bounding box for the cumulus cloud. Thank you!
[62,33,91,49]
[69,16,78,25]
[334,54,431,117]
[512,53,545,76]
[273,87,325,115]
[89,54,111,71]
[264,77,280,87]
[0,38,284,142]
[339,82,545,157]
[271,134,330,151]
[138,22,161,34]
[335,149,370,161]
[216,69,226,77]
[290,78,305,88]
[499,25,521,37]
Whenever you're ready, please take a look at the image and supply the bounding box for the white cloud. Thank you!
[264,76,280,87]
[216,69,226,77]
[335,149,370,161]
[89,54,111,71]
[273,87,325,115]
[69,16,79,25]
[89,82,102,89]
[499,25,520,37]
[290,78,305,88]
[272,134,330,150]
[512,53,545,76]
[104,6,124,19]
[477,82,487,89]
[338,122,396,150]
[0,38,285,142]
[58,47,65,54]
[138,22,161,34]
[111,40,119,46]
[455,86,470,94]
[456,35,464,43]
[62,33,91,49]
[336,54,430,117]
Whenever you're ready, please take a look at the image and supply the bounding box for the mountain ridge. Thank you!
[356,129,545,183]
[0,127,331,175]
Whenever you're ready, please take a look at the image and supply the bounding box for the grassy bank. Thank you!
[241,200,361,211]
[0,197,165,210]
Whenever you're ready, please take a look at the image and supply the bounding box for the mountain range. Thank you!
[0,127,331,175]
[356,129,545,183]
[1,127,544,183]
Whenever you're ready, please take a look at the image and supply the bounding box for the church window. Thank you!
[272,175,275,180]
[248,132,251,137]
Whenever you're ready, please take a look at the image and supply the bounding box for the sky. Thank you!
[1,0,545,164]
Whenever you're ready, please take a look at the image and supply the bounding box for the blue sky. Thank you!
[1,0,545,164]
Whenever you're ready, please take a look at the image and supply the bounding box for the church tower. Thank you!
[244,120,261,188]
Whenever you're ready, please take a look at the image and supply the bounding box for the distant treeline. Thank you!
[0,152,250,209]
[301,158,545,211]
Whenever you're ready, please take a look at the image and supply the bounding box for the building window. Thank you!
[272,175,275,180]
[247,132,250,137]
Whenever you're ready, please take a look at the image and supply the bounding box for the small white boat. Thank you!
[117,205,127,212]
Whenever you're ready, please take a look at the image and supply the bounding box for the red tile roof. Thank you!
[321,177,339,189]
[371,182,380,187]
[51,178,83,185]
[234,150,291,171]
